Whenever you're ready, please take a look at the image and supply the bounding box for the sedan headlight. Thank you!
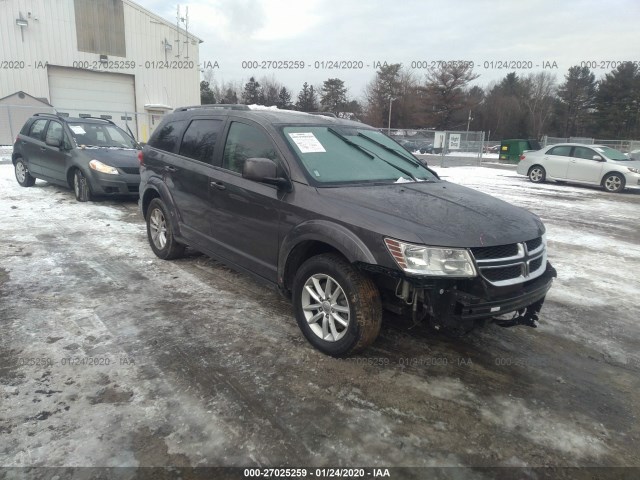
[627,167,640,174]
[89,159,119,175]
[384,238,477,277]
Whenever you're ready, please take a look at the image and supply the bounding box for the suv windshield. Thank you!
[68,122,137,149]
[594,146,629,161]
[282,126,438,185]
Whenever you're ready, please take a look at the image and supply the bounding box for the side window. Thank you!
[178,119,224,164]
[45,121,63,143]
[148,120,188,153]
[573,146,597,160]
[222,122,279,174]
[547,145,572,157]
[29,119,49,142]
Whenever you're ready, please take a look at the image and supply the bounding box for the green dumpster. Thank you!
[499,139,541,163]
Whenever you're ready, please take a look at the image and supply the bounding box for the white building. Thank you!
[0,0,202,144]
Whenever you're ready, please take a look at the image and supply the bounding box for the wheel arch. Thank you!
[141,178,183,237]
[601,170,625,185]
[279,220,377,294]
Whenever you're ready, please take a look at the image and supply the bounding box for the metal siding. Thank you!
[0,0,200,139]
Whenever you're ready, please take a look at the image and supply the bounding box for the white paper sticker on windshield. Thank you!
[70,125,86,135]
[288,132,326,153]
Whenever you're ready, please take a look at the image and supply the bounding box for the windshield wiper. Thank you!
[357,132,423,168]
[327,128,417,181]
[327,128,374,159]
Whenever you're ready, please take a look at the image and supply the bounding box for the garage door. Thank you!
[48,66,136,132]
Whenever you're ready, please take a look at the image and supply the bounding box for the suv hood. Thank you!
[80,148,139,168]
[316,180,544,248]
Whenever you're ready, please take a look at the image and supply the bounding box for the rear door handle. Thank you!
[164,166,178,173]
[40,147,46,151]
[210,181,226,190]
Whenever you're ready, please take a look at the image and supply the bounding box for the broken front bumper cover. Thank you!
[432,263,557,329]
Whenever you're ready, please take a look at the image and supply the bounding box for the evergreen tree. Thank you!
[593,62,640,139]
[220,86,238,104]
[556,66,597,137]
[200,81,216,104]
[277,87,293,110]
[320,78,348,114]
[295,82,319,111]
[242,77,263,104]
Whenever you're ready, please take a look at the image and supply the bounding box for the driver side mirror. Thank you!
[242,157,292,191]
[592,155,603,161]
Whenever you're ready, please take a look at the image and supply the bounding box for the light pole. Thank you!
[387,97,396,135]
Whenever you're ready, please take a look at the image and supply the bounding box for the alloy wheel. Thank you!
[149,208,167,249]
[301,274,350,342]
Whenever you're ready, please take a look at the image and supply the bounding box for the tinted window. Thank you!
[547,145,572,157]
[29,119,48,141]
[573,146,597,160]
[222,122,279,174]
[149,120,188,153]
[178,119,223,164]
[45,121,64,143]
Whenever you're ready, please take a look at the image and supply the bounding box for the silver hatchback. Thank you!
[516,143,640,193]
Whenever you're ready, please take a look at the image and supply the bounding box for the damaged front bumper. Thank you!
[427,262,557,330]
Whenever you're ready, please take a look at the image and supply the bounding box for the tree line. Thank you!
[200,61,640,141]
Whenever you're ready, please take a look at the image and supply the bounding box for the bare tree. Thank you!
[521,72,557,138]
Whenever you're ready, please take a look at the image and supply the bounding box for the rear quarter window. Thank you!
[148,119,188,153]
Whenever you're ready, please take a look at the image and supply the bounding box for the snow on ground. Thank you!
[1,162,639,468]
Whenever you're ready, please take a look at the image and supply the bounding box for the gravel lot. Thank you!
[1,162,639,475]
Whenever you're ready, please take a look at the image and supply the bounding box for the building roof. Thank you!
[124,0,203,43]
[0,91,53,106]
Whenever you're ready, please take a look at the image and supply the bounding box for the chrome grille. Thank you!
[471,237,546,286]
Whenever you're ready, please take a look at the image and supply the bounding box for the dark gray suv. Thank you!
[139,105,556,356]
[13,113,140,201]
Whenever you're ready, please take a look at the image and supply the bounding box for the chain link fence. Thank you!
[541,135,640,154]
[383,128,486,166]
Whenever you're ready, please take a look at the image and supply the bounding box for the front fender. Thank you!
[278,219,377,286]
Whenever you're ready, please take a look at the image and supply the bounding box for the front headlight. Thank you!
[627,167,640,174]
[89,159,119,175]
[384,238,477,277]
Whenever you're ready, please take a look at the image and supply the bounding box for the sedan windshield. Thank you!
[282,126,438,185]
[68,122,137,149]
[594,146,629,161]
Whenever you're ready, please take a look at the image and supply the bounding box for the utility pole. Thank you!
[388,97,395,135]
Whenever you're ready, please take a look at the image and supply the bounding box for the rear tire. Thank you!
[15,159,36,187]
[292,253,382,357]
[528,165,546,183]
[602,172,625,193]
[73,169,92,202]
[146,198,185,260]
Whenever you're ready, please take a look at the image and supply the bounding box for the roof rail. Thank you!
[308,112,337,118]
[175,104,250,112]
[33,112,117,125]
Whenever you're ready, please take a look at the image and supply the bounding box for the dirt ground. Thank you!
[1,163,639,477]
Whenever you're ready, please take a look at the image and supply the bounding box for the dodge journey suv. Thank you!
[139,105,556,356]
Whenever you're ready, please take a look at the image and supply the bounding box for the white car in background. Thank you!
[517,143,640,193]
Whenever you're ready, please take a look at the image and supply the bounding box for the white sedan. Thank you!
[516,143,640,193]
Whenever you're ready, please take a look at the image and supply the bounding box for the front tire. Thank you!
[528,165,546,183]
[15,159,36,187]
[146,198,185,260]
[292,254,382,357]
[73,169,92,202]
[602,173,625,193]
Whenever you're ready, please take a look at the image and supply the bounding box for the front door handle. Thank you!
[210,181,226,190]
[40,147,46,151]
[164,166,178,173]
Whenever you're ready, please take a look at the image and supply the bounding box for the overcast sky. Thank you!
[135,0,640,99]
